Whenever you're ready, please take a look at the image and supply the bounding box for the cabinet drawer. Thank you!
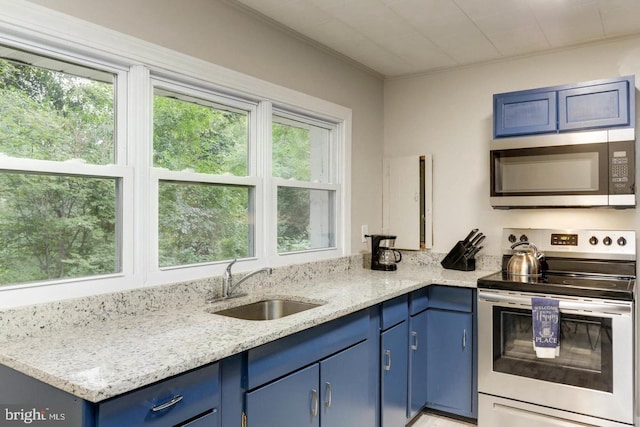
[247,309,370,390]
[381,294,408,330]
[97,363,219,427]
[183,409,218,427]
[409,287,429,315]
[427,286,473,312]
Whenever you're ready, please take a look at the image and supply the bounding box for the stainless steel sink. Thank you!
[212,299,323,320]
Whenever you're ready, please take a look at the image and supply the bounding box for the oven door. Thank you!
[478,289,634,424]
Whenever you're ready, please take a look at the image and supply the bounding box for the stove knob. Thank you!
[617,236,627,246]
[589,236,598,245]
[508,234,516,243]
[519,234,528,242]
[603,236,612,246]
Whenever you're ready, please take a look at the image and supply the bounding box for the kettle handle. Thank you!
[510,241,544,260]
[511,241,531,250]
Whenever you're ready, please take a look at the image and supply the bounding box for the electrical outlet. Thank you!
[361,225,369,243]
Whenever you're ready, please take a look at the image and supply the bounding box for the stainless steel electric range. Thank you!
[477,228,636,427]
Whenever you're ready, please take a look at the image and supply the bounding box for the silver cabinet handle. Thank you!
[311,389,319,417]
[150,394,183,412]
[411,331,418,351]
[462,329,467,349]
[324,382,332,408]
[384,349,392,371]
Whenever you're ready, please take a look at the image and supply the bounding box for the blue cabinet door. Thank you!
[245,364,320,427]
[408,310,429,419]
[426,309,473,416]
[494,90,557,137]
[320,341,374,427]
[381,321,408,427]
[559,80,630,131]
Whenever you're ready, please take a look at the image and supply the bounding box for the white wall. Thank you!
[385,36,640,255]
[25,0,385,254]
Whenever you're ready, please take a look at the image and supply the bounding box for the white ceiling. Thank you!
[230,0,640,78]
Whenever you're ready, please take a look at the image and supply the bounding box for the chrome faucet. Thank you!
[220,259,272,300]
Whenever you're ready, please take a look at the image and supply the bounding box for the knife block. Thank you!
[441,241,476,271]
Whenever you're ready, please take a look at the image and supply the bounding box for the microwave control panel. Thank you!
[609,140,635,194]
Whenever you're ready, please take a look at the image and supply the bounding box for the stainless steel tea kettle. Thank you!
[507,241,545,276]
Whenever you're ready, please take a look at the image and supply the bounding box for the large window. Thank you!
[0,6,350,305]
[0,45,125,286]
[151,82,258,270]
[273,114,337,253]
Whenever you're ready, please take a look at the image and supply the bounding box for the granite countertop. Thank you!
[0,265,491,403]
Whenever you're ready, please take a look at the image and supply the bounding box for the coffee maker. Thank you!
[366,234,402,271]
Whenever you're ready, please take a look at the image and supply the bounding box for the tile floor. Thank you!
[411,412,476,427]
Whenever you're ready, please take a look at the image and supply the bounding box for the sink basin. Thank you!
[212,299,323,321]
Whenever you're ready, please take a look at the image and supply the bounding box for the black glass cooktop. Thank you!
[478,255,636,300]
[478,270,635,301]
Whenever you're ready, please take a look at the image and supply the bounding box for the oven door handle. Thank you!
[478,290,632,316]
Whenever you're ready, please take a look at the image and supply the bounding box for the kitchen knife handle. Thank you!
[462,228,479,244]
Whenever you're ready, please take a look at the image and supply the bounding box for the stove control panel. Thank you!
[503,228,636,259]
[550,233,578,246]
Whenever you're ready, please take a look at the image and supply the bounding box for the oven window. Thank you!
[493,307,612,392]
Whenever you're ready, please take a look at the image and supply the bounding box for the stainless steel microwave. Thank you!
[490,128,635,208]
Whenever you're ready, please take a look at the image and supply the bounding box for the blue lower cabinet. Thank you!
[245,341,372,427]
[381,321,408,427]
[408,310,429,419]
[246,364,320,427]
[320,341,374,426]
[426,309,473,417]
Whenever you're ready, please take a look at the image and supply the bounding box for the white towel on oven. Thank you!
[532,297,560,358]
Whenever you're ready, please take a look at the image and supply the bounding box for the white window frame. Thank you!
[0,0,352,308]
[147,75,262,284]
[0,38,136,307]
[269,109,342,265]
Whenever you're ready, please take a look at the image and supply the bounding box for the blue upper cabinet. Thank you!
[559,80,631,131]
[494,75,635,138]
[494,90,557,137]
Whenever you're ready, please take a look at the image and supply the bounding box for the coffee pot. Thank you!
[367,234,402,271]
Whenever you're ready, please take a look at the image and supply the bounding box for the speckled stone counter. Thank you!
[0,257,496,403]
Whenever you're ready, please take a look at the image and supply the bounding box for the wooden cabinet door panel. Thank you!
[409,310,429,418]
[320,341,374,427]
[494,90,557,137]
[381,321,409,427]
[246,364,320,427]
[559,80,630,130]
[426,310,473,413]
